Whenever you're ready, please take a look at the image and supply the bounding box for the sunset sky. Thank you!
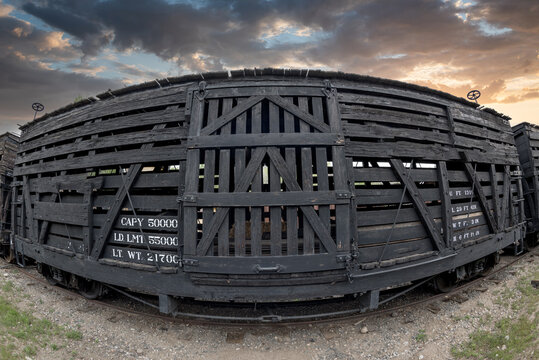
[0,0,537,134]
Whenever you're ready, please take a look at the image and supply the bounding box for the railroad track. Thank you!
[2,249,536,327]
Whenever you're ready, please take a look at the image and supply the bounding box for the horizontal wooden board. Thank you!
[183,191,349,207]
[94,195,178,210]
[340,104,449,131]
[29,172,180,194]
[17,127,187,165]
[345,141,520,165]
[188,133,342,149]
[203,86,325,99]
[355,185,514,205]
[338,92,447,117]
[343,122,452,146]
[45,234,85,254]
[49,223,84,239]
[14,144,186,176]
[21,86,187,142]
[19,107,184,153]
[353,167,500,183]
[34,202,88,226]
[357,238,434,263]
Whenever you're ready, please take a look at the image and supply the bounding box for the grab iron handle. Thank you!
[253,264,284,273]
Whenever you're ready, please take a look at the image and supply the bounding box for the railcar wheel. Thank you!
[78,278,104,300]
[479,253,499,277]
[4,246,15,263]
[433,273,457,293]
[44,272,58,286]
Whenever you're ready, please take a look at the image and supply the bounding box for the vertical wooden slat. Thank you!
[177,159,186,259]
[217,99,232,256]
[183,91,204,256]
[312,97,330,234]
[437,161,452,247]
[269,102,282,255]
[499,166,511,231]
[82,126,98,255]
[521,178,536,226]
[490,164,500,229]
[516,167,525,225]
[82,185,93,256]
[524,128,539,223]
[284,99,298,255]
[250,102,262,256]
[203,100,219,255]
[298,97,314,254]
[10,185,16,238]
[22,176,35,241]
[509,169,515,227]
[534,171,539,226]
[326,91,350,252]
[234,99,247,256]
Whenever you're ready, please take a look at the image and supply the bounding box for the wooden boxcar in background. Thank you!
[10,69,525,310]
[513,122,539,234]
[0,132,19,253]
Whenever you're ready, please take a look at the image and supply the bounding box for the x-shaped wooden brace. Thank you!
[195,146,337,255]
[199,95,331,136]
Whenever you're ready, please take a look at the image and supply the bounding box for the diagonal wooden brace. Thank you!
[195,147,268,255]
[390,159,445,252]
[460,152,497,233]
[267,147,337,253]
[90,124,166,260]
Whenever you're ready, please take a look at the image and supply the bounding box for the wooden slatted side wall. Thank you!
[513,122,539,231]
[185,95,340,258]
[11,75,523,276]
[338,85,521,267]
[0,133,19,244]
[12,85,188,268]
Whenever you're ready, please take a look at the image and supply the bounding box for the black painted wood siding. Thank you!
[11,74,523,276]
[513,122,539,232]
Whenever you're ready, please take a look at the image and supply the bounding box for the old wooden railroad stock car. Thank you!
[513,122,539,236]
[0,132,19,256]
[9,69,526,312]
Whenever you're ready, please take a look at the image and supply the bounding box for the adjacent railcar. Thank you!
[10,69,525,311]
[513,122,539,234]
[0,132,19,255]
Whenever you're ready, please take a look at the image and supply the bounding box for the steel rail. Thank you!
[1,248,536,328]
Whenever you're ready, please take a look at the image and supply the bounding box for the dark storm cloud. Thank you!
[0,8,118,133]
[17,0,538,87]
[0,52,118,133]
[469,0,539,33]
[2,0,537,129]
[0,13,78,61]
[21,1,112,56]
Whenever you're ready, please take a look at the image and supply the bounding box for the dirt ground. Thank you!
[0,253,537,360]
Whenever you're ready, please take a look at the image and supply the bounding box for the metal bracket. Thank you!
[253,264,284,273]
[177,194,197,203]
[322,79,336,98]
[336,191,352,199]
[183,258,199,266]
[195,81,207,101]
[336,253,352,263]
